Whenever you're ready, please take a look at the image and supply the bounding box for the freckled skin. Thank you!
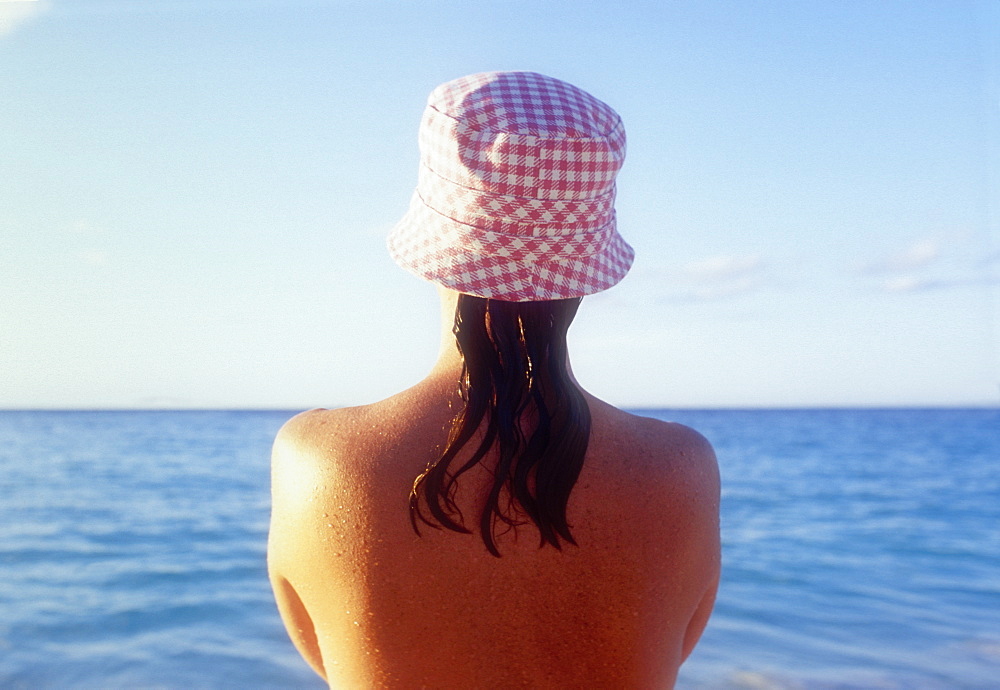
[268,291,720,689]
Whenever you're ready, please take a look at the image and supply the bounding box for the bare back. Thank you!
[268,379,720,688]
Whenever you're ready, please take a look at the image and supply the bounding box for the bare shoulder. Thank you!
[268,406,378,556]
[271,408,335,484]
[629,411,716,460]
[578,400,721,635]
[269,406,371,499]
[273,406,355,444]
[579,400,721,543]
[590,400,719,490]
[273,387,432,453]
[635,412,718,506]
[272,406,371,460]
[269,400,419,499]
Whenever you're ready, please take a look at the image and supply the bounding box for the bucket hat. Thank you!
[387,71,634,302]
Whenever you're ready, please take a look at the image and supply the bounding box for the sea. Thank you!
[1,408,997,689]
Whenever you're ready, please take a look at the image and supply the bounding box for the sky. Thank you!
[2,0,998,409]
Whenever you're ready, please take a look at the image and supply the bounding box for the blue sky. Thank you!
[2,0,998,408]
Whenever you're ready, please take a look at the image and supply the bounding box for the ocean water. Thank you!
[0,408,997,689]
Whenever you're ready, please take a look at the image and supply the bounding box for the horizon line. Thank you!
[1,403,997,413]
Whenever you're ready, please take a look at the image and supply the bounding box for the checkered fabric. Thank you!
[388,71,634,302]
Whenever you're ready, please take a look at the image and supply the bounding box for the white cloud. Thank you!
[883,275,934,293]
[650,253,767,302]
[855,235,1000,293]
[860,238,941,275]
[880,271,1000,294]
[0,0,49,38]
[891,239,940,269]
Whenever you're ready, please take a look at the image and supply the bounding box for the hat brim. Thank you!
[387,193,634,302]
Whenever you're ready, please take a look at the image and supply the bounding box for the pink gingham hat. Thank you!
[387,71,634,302]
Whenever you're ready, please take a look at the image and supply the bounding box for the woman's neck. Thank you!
[429,287,583,389]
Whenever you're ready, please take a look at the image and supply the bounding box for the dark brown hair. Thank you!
[409,294,591,557]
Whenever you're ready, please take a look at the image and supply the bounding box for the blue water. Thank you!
[1,409,997,689]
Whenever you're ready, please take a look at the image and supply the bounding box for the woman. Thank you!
[268,72,720,688]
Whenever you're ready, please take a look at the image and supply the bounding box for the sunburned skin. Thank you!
[267,290,721,689]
